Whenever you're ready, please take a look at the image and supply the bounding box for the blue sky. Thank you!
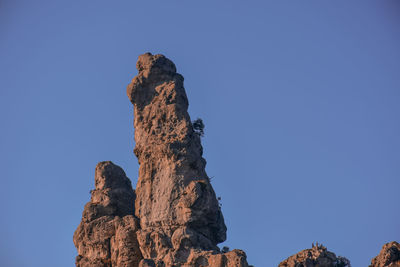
[1,1,399,266]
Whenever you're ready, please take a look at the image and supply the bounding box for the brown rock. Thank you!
[207,250,249,267]
[278,243,350,267]
[370,242,400,267]
[73,161,142,266]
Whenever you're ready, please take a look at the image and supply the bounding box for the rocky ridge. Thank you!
[278,243,350,267]
[369,242,400,267]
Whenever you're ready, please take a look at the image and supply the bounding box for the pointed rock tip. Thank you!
[94,161,131,190]
[136,52,177,74]
[127,53,181,105]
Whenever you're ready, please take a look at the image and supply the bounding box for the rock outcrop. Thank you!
[370,242,400,267]
[73,161,142,266]
[278,243,351,267]
[74,53,249,267]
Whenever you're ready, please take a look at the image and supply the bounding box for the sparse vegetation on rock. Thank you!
[279,243,351,267]
[193,118,205,137]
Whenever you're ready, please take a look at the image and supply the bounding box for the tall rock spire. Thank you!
[127,53,232,264]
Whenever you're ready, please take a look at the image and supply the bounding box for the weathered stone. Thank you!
[278,243,351,267]
[73,161,142,267]
[139,259,157,267]
[207,250,249,267]
[370,242,400,267]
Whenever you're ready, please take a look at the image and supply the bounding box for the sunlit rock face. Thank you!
[370,242,400,267]
[278,243,351,267]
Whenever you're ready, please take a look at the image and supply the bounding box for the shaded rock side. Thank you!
[127,53,248,266]
[73,161,142,267]
[278,243,351,267]
[370,242,400,267]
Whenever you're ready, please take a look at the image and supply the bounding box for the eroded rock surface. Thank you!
[278,243,351,267]
[73,161,142,267]
[370,242,400,267]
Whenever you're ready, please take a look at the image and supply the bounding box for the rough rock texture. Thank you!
[126,53,248,266]
[278,243,351,267]
[73,161,142,266]
[370,242,400,267]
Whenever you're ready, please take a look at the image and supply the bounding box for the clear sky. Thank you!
[1,1,399,266]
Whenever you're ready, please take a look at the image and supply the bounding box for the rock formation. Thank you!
[74,53,249,267]
[278,243,351,267]
[73,161,142,266]
[73,52,400,267]
[369,242,400,267]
